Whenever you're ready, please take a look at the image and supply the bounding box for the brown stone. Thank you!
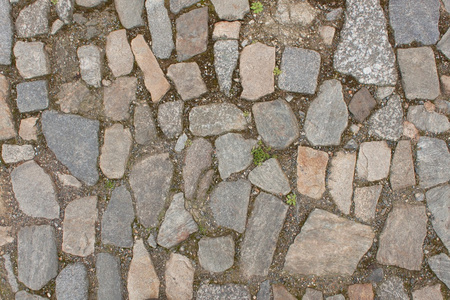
[327,151,356,214]
[297,146,329,199]
[212,21,241,40]
[56,80,97,114]
[349,87,377,123]
[167,62,207,101]
[19,117,38,141]
[403,120,420,141]
[390,140,416,190]
[183,138,213,200]
[176,7,208,61]
[100,124,132,179]
[0,226,13,246]
[412,284,443,300]
[0,75,15,140]
[356,141,391,182]
[165,253,194,300]
[354,185,382,222]
[106,29,134,77]
[103,77,137,121]
[441,75,450,95]
[272,284,296,300]
[348,284,374,300]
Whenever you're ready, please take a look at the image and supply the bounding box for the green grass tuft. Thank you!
[251,1,264,14]
[251,140,272,166]
[286,193,297,206]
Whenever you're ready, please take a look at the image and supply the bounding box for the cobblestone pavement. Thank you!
[0,0,450,299]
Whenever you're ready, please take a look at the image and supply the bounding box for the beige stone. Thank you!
[273,284,296,300]
[0,226,14,246]
[297,146,328,199]
[106,29,134,77]
[441,75,450,95]
[403,120,420,141]
[213,21,241,40]
[390,140,416,190]
[0,75,15,140]
[412,284,443,300]
[320,25,336,45]
[348,284,374,300]
[165,253,194,300]
[327,151,356,214]
[356,141,391,182]
[19,117,38,141]
[100,124,132,179]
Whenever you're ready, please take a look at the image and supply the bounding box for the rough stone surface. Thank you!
[183,138,213,200]
[56,81,96,114]
[215,133,256,179]
[76,0,105,7]
[328,152,356,214]
[0,0,12,65]
[377,277,409,300]
[240,192,288,277]
[390,140,416,190]
[129,153,173,228]
[15,0,49,38]
[389,0,440,45]
[256,281,272,300]
[96,253,122,300]
[157,100,184,139]
[56,0,74,24]
[2,144,34,164]
[249,158,291,196]
[0,227,13,246]
[57,173,81,188]
[214,40,239,95]
[416,137,450,188]
[349,87,377,123]
[167,62,207,100]
[198,235,235,273]
[165,253,194,300]
[146,0,174,59]
[18,225,58,290]
[348,284,374,300]
[304,80,348,146]
[175,133,188,152]
[253,99,299,149]
[412,284,443,300]
[197,284,251,300]
[303,288,323,300]
[213,21,240,40]
[407,105,450,134]
[114,0,144,29]
[210,179,251,233]
[274,0,317,26]
[376,86,395,101]
[15,291,48,300]
[438,28,450,60]
[279,47,320,94]
[284,209,374,276]
[356,141,391,182]
[189,103,247,136]
[101,186,134,248]
[426,185,450,252]
[320,26,336,45]
[297,147,328,199]
[240,43,275,100]
[134,102,157,145]
[211,0,249,20]
[353,185,382,223]
[397,47,440,100]
[0,75,15,139]
[334,0,397,85]
[176,7,208,61]
[429,254,450,289]
[368,95,403,141]
[77,45,102,88]
[106,29,134,77]
[131,35,170,102]
[16,81,48,113]
[11,161,59,219]
[55,263,88,300]
[14,42,50,79]
[100,124,132,179]
[170,0,198,14]
[42,111,100,185]
[273,285,296,300]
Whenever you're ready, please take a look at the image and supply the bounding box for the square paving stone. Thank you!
[16,80,49,113]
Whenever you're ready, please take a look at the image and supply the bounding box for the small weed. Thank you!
[251,140,272,166]
[286,193,297,206]
[51,0,58,4]
[273,67,282,76]
[251,1,264,14]
[243,111,250,118]
[198,224,207,235]
[185,139,193,147]
[105,179,114,190]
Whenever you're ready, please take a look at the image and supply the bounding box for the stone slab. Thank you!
[297,147,328,199]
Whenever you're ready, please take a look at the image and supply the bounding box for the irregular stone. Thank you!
[257,281,272,300]
[146,0,174,59]
[416,137,450,188]
[0,227,13,246]
[56,80,95,114]
[215,133,256,179]
[303,288,323,300]
[55,263,88,300]
[279,47,320,95]
[0,75,15,139]
[133,102,157,145]
[77,45,102,88]
[101,186,134,248]
[14,42,50,79]
[353,185,382,222]
[189,103,247,136]
[197,284,251,300]
[376,86,395,101]
[211,0,249,20]
[390,140,415,190]
[240,43,275,100]
[16,80,48,113]
[176,7,208,61]
[327,152,356,214]
[170,0,198,14]
[52,37,79,81]
[214,40,239,96]
[15,291,48,300]
[248,158,291,196]
[3,253,18,293]
[296,147,328,199]
[440,76,450,97]
[320,26,335,45]
[412,284,443,300]
[349,87,377,123]
[304,80,348,146]
[100,124,132,179]
[240,192,288,277]
[327,295,344,300]
[429,254,450,289]
[397,47,440,100]
[438,28,450,60]
[130,153,173,228]
[210,179,251,233]
[106,29,134,77]
[18,225,58,290]
[76,0,105,7]
[11,161,59,219]
[183,138,213,200]
[389,0,440,45]
[253,99,299,149]
[57,173,81,188]
[96,253,122,300]
[2,144,34,164]
[0,0,12,65]
[198,235,235,273]
[213,21,240,40]
[368,95,403,141]
[167,62,207,101]
[426,185,450,251]
[128,239,160,299]
[377,277,409,300]
[157,100,183,139]
[407,105,449,134]
[15,0,49,38]
[165,253,194,300]
[42,111,100,185]
[326,7,342,21]
[114,0,144,29]
[131,35,170,102]
[403,120,420,141]
[56,0,74,24]
[334,0,397,85]
[348,284,374,300]
[62,196,98,257]
[195,169,214,202]
[273,285,296,300]
[175,133,188,152]
[356,141,391,182]
[50,19,64,35]
[284,209,374,276]
[103,77,136,121]
[275,0,316,26]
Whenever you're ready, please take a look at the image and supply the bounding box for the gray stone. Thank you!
[129,153,173,228]
[133,102,157,145]
[435,99,450,115]
[103,77,136,121]
[165,253,194,300]
[56,0,74,24]
[327,152,356,215]
[253,99,299,149]
[256,281,272,300]
[106,29,134,77]
[0,75,15,140]
[377,277,409,300]
[114,0,144,29]
[429,254,450,289]
[320,26,336,45]
[426,185,450,252]
[284,209,374,276]
[77,45,102,87]
[18,225,58,290]
[211,0,249,20]
[2,144,34,164]
[215,133,256,179]
[146,0,174,59]
[167,62,207,100]
[195,169,214,203]
[407,105,449,134]
[3,254,18,292]
[275,0,317,26]
[19,117,38,141]
[210,179,251,233]
[50,19,64,35]
[0,0,12,65]
[334,0,397,85]
[444,0,450,11]
[198,235,235,273]
[76,0,105,7]
[15,291,48,300]
[56,80,95,114]
[214,40,239,96]
[356,141,391,182]
[157,100,184,139]
[304,80,348,146]
[413,284,443,300]
[157,193,198,248]
[213,21,240,40]
[376,86,395,101]
[189,103,247,136]
[416,137,450,188]
[397,47,440,100]
[57,173,81,188]
[279,47,320,95]
[438,28,450,60]
[349,87,377,123]
[326,8,343,21]
[377,203,427,270]
[390,140,416,190]
[170,0,198,14]
[197,284,251,300]
[354,185,382,222]
[14,42,50,79]
[16,80,48,113]
[100,124,132,179]
[240,192,288,277]
[368,94,403,141]
[11,161,59,219]
[240,42,275,100]
[248,158,291,196]
[303,289,323,300]
[55,263,88,300]
[273,284,296,300]
[183,138,213,200]
[297,147,329,200]
[101,186,134,248]
[175,133,188,152]
[176,7,208,61]
[96,253,122,300]
[42,110,100,185]
[326,295,344,300]
[389,0,440,45]
[15,0,49,38]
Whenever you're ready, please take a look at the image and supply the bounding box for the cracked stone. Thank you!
[356,141,391,182]
[248,158,291,196]
[327,151,356,214]
[354,185,382,223]
[416,137,450,188]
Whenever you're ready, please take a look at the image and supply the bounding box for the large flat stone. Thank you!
[183,138,213,200]
[197,284,251,300]
[106,29,134,77]
[214,40,239,96]
[416,137,450,188]
[198,235,235,273]
[96,253,122,300]
[0,75,15,139]
[176,7,208,61]
[356,141,391,182]
[103,77,136,121]
[15,0,49,38]
[407,105,450,134]
[146,0,174,59]
[77,45,102,88]
[0,0,12,65]
[211,0,249,20]
[14,41,50,79]
[55,263,88,300]
[353,185,382,222]
[327,152,356,214]
[297,147,328,199]
[368,94,403,141]
[426,185,450,252]
[167,62,207,101]
[248,158,291,196]
[390,140,415,190]
[100,124,132,179]
[16,80,49,113]
[165,253,194,300]
[429,254,450,289]
[114,0,144,29]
